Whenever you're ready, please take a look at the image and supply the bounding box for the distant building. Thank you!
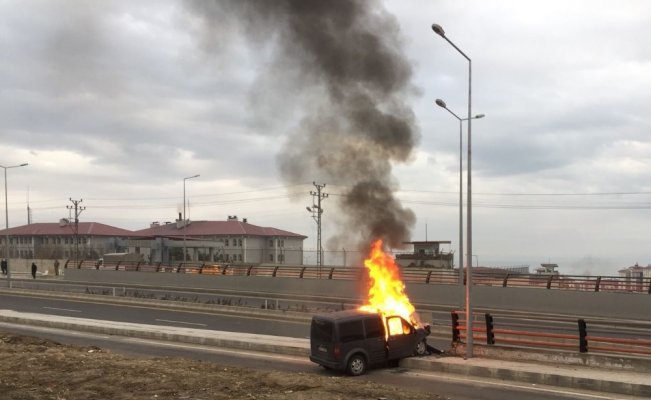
[618,263,651,279]
[130,215,307,265]
[536,263,560,275]
[0,215,307,266]
[0,219,133,260]
[394,241,453,269]
[473,265,530,274]
[617,263,650,292]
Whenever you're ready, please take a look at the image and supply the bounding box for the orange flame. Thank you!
[359,239,418,332]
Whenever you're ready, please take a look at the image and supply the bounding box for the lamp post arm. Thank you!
[442,106,462,121]
[441,35,471,63]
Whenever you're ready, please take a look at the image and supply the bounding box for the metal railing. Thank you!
[451,310,651,356]
[60,260,651,295]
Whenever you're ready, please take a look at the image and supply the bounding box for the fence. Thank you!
[58,260,651,295]
[451,310,651,356]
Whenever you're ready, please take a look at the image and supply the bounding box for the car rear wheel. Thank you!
[346,354,367,376]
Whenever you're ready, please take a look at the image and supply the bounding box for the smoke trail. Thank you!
[186,0,419,250]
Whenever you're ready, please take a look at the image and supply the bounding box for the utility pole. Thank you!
[67,198,85,267]
[306,182,328,274]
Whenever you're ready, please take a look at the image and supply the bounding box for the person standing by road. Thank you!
[1,258,7,275]
[31,262,37,279]
[54,259,60,276]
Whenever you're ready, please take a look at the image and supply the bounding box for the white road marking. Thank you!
[42,307,81,313]
[154,319,207,327]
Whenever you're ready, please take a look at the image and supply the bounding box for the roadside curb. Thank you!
[402,356,651,398]
[0,311,310,357]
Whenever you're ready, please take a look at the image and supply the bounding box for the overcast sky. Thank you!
[1,0,650,274]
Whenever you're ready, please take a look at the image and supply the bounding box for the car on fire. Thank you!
[309,309,431,376]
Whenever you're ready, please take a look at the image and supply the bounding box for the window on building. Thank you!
[269,254,274,262]
[269,239,274,247]
[238,239,242,247]
[225,239,229,247]
[238,254,242,262]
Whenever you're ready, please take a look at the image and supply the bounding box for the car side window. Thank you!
[364,317,384,339]
[401,318,413,335]
[386,316,414,336]
[339,320,364,342]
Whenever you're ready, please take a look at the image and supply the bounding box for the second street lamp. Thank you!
[432,22,475,358]
[2,162,28,287]
[435,99,484,312]
[183,174,200,264]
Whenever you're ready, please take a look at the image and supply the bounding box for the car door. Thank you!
[386,316,418,360]
[363,315,386,365]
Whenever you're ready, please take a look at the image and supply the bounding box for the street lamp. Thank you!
[432,22,476,358]
[435,99,484,313]
[2,162,28,287]
[183,174,199,263]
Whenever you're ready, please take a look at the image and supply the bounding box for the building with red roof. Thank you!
[130,215,307,265]
[0,215,307,266]
[0,219,135,260]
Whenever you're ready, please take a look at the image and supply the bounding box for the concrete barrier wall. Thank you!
[64,269,651,321]
[5,258,58,275]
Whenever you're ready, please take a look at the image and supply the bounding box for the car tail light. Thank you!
[334,344,341,360]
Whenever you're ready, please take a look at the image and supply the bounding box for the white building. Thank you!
[131,216,307,265]
[618,263,651,279]
[0,219,133,260]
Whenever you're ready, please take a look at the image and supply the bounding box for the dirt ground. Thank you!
[0,331,441,400]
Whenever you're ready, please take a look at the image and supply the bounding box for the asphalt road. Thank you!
[0,292,311,338]
[0,322,630,400]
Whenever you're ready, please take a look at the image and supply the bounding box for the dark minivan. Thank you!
[309,309,429,376]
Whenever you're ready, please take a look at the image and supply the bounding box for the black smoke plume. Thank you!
[186,0,419,251]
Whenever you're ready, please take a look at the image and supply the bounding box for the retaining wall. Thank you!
[63,269,651,321]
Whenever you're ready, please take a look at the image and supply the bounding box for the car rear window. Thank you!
[311,318,334,342]
[338,320,364,342]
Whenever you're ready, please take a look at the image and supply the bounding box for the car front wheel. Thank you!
[346,354,367,376]
[414,339,427,356]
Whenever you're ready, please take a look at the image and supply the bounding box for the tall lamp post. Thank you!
[183,174,199,264]
[432,22,475,358]
[2,162,28,286]
[435,98,484,309]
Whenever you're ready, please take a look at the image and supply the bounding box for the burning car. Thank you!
[309,309,430,375]
[310,240,435,375]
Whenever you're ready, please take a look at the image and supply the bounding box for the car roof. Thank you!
[312,309,380,322]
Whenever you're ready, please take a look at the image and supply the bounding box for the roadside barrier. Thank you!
[451,310,651,356]
[60,260,651,295]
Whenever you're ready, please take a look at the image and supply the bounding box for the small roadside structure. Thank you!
[536,263,560,275]
[394,241,453,269]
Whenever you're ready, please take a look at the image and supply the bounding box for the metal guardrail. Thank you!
[451,310,651,357]
[62,260,651,295]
